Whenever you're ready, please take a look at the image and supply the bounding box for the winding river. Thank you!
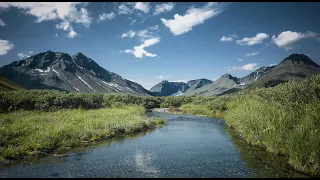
[0,111,309,178]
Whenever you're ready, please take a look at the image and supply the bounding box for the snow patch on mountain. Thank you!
[52,67,60,76]
[77,75,94,91]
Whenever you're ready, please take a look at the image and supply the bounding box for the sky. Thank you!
[0,2,320,90]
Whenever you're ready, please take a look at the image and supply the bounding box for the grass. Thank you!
[0,105,166,161]
[0,75,24,91]
[224,75,320,177]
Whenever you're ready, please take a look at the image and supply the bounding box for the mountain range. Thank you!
[0,51,319,96]
[0,51,151,96]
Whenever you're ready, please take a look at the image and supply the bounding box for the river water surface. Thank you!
[0,112,309,178]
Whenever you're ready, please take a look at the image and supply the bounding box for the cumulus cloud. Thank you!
[220,34,238,42]
[0,39,14,56]
[157,74,171,79]
[245,52,259,56]
[134,2,150,13]
[17,51,36,59]
[123,37,160,58]
[237,57,243,62]
[0,2,92,38]
[98,11,116,21]
[160,2,226,36]
[55,21,77,38]
[226,63,259,72]
[0,18,6,26]
[271,31,318,50]
[153,2,175,15]
[220,36,233,42]
[117,3,134,15]
[236,33,269,46]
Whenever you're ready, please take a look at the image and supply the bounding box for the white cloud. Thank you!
[0,39,14,56]
[245,52,259,56]
[121,26,159,41]
[236,33,269,46]
[134,2,150,13]
[137,29,154,41]
[17,53,29,59]
[121,30,136,38]
[0,2,92,38]
[17,51,35,59]
[220,36,233,42]
[271,31,318,50]
[153,2,175,15]
[98,11,116,21]
[55,33,58,37]
[117,3,134,15]
[68,30,77,38]
[157,74,171,79]
[0,18,6,26]
[220,34,238,42]
[237,57,243,62]
[56,21,77,38]
[226,63,259,72]
[123,37,160,58]
[160,2,225,36]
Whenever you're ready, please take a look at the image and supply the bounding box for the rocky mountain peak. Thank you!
[282,54,320,68]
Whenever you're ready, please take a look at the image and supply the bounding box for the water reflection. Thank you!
[226,128,309,178]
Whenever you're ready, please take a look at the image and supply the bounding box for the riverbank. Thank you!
[0,105,166,163]
[156,75,320,177]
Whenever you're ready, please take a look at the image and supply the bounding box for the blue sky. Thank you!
[0,2,320,89]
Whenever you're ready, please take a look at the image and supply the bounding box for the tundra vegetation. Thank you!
[0,74,319,176]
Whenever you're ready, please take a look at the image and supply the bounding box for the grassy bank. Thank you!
[224,75,320,176]
[162,74,320,176]
[0,105,166,161]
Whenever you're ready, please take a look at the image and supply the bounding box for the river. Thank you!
[0,111,308,178]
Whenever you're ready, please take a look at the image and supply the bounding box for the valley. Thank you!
[0,51,320,177]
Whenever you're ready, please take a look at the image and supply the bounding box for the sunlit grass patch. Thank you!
[0,105,166,161]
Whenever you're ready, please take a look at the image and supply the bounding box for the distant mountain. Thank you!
[149,80,189,96]
[186,78,212,92]
[183,74,242,96]
[0,75,24,91]
[184,66,275,96]
[0,51,151,96]
[249,54,320,88]
[149,78,212,96]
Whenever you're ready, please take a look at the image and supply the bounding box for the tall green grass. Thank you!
[0,105,166,161]
[225,75,320,176]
